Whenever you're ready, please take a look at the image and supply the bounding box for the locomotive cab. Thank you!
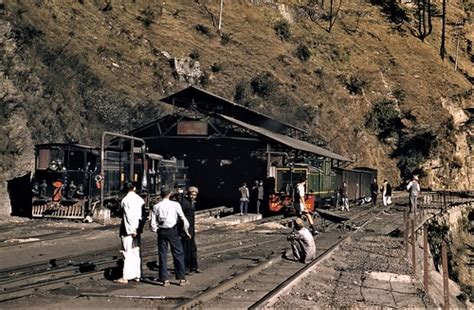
[268,159,336,215]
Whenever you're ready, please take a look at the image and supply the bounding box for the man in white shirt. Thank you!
[407,175,421,214]
[151,185,190,286]
[115,182,144,284]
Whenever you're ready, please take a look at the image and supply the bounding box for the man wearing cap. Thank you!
[115,181,144,284]
[151,185,190,286]
[179,186,201,274]
[407,175,421,215]
[286,218,316,263]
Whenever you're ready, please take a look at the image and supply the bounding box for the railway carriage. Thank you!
[268,160,377,215]
[333,167,378,204]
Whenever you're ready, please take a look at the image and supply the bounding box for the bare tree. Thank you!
[195,0,217,28]
[328,0,343,32]
[416,0,432,40]
[440,0,446,59]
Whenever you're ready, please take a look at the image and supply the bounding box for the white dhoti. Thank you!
[121,235,141,280]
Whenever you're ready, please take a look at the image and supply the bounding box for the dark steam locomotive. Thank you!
[31,133,187,219]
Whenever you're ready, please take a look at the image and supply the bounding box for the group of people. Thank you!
[238,180,264,215]
[115,182,201,286]
[339,175,421,213]
[115,173,422,285]
[339,178,394,211]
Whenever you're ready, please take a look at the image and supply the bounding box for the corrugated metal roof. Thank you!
[160,86,306,134]
[218,114,353,162]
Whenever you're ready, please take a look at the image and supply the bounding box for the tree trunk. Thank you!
[440,0,446,59]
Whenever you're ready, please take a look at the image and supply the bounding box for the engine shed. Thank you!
[129,86,352,209]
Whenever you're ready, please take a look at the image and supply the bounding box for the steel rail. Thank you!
[0,233,286,302]
[0,207,234,249]
[249,209,383,309]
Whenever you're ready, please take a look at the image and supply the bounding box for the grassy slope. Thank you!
[3,0,472,185]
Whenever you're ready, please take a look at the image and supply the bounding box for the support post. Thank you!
[130,139,134,182]
[423,225,429,294]
[411,219,416,273]
[442,241,449,310]
[405,211,409,257]
[266,143,271,177]
[443,191,447,210]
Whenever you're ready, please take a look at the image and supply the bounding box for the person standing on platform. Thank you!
[151,185,190,286]
[238,182,249,215]
[339,181,349,211]
[286,218,316,263]
[296,176,318,235]
[256,180,264,214]
[251,180,259,212]
[180,186,201,274]
[370,178,379,207]
[407,175,420,214]
[115,181,144,284]
[382,179,392,207]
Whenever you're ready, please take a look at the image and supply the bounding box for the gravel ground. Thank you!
[272,209,438,308]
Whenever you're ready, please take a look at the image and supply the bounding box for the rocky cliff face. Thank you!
[0,0,472,216]
[0,19,34,216]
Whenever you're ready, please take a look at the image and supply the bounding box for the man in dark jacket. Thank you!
[370,178,379,207]
[180,186,201,274]
[339,181,349,211]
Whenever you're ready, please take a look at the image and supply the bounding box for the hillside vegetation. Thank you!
[0,0,472,215]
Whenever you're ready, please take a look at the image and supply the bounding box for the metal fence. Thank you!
[404,190,473,309]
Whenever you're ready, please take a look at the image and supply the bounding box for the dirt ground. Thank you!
[0,204,471,308]
[272,208,472,309]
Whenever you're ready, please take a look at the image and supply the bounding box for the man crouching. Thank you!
[286,218,316,263]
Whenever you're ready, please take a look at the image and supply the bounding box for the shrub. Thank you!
[392,130,436,178]
[195,24,211,36]
[137,7,155,28]
[211,63,222,72]
[234,80,251,104]
[295,43,311,61]
[251,72,278,97]
[368,0,411,25]
[220,32,231,45]
[189,50,200,60]
[201,71,210,86]
[342,74,368,95]
[392,87,406,103]
[274,20,291,41]
[314,67,324,76]
[365,99,402,138]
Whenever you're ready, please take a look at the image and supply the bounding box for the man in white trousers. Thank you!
[115,181,144,284]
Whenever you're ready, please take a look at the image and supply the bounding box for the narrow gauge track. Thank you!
[0,224,120,249]
[0,214,288,302]
[0,210,278,280]
[0,207,234,249]
[0,206,376,304]
[177,208,381,309]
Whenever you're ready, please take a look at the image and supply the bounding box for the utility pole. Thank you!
[454,22,462,71]
[218,0,224,30]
